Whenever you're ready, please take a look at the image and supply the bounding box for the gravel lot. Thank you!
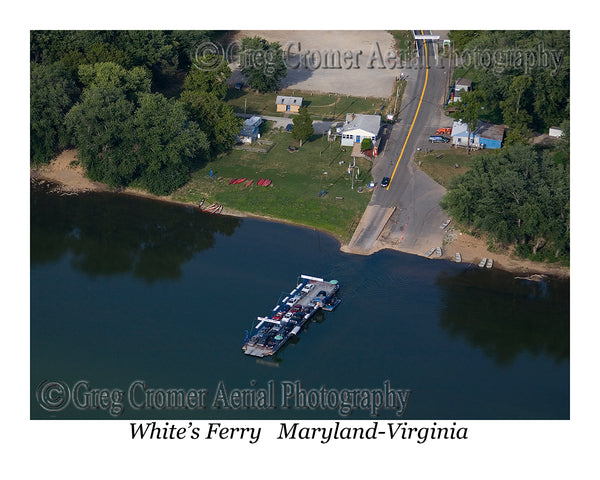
[232,30,401,97]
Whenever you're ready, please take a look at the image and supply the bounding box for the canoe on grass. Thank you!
[245,180,253,187]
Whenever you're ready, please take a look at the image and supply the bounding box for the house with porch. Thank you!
[338,113,381,147]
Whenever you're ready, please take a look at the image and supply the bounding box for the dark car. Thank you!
[381,177,390,188]
[429,135,450,143]
[286,124,293,132]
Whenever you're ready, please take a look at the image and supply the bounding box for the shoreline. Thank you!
[32,150,570,279]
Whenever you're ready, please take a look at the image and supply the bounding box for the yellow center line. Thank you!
[387,31,429,190]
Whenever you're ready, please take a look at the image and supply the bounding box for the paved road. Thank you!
[345,30,452,256]
[236,113,333,134]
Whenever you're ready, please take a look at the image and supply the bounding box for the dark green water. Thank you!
[30,181,569,419]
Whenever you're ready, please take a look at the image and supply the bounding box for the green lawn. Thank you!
[225,88,389,121]
[173,130,374,241]
[415,148,487,187]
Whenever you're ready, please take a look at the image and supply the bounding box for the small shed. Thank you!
[455,78,472,92]
[276,96,303,113]
[238,116,263,144]
[549,127,563,138]
[453,78,472,103]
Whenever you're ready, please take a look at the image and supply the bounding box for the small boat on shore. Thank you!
[435,247,442,257]
[486,258,493,269]
[478,258,487,268]
[440,219,451,229]
[425,248,435,257]
[455,252,461,263]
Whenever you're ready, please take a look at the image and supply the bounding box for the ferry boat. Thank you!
[242,275,341,357]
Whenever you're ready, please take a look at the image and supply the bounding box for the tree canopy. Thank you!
[30,62,80,164]
[240,36,287,93]
[66,62,208,194]
[448,30,569,135]
[291,107,314,147]
[30,31,241,195]
[179,62,242,156]
[440,144,569,261]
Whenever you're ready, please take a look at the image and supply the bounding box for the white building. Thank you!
[238,116,263,144]
[338,113,381,147]
[549,127,563,138]
[453,78,472,103]
[450,120,505,149]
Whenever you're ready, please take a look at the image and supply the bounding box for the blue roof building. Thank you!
[238,116,263,144]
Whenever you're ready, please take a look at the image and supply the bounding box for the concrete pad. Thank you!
[343,204,396,254]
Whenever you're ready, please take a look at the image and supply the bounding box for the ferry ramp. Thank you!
[342,205,396,255]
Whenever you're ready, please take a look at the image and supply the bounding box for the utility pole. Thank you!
[350,156,357,190]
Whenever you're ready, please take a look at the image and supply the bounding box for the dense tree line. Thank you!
[440,144,569,261]
[30,30,243,195]
[448,30,570,141]
[443,31,570,262]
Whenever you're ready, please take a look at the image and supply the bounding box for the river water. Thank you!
[30,182,569,419]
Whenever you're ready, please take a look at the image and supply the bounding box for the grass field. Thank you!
[173,127,375,241]
[414,148,486,187]
[225,88,390,121]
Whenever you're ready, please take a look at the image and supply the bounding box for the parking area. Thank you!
[233,30,400,98]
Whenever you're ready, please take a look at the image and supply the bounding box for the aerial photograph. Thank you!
[30,29,570,426]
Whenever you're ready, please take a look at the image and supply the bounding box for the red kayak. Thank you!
[245,180,253,187]
[262,179,271,187]
[229,178,237,184]
[234,178,247,184]
[257,178,265,186]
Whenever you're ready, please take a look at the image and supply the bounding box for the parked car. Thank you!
[429,135,450,143]
[381,177,390,188]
